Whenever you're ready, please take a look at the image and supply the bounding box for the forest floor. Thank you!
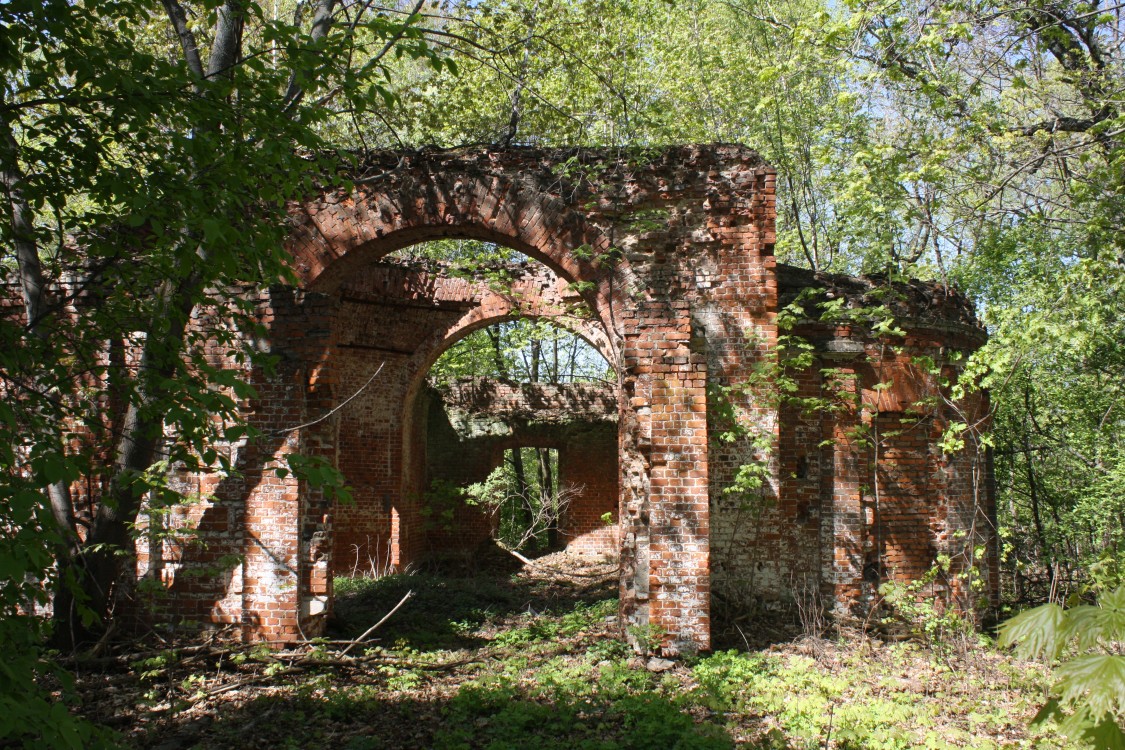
[68,552,1073,749]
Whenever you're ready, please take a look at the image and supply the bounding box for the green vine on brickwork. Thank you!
[713,282,994,629]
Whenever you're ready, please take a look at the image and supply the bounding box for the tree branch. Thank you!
[284,0,338,107]
[0,100,78,545]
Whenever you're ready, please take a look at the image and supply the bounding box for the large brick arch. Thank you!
[275,147,752,653]
[285,157,635,361]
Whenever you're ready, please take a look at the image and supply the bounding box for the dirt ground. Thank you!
[64,552,1068,749]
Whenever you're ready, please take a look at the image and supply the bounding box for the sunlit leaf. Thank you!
[999,603,1067,660]
[1055,655,1125,718]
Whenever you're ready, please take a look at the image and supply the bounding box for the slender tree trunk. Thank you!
[488,327,507,378]
[508,448,531,536]
[1,105,79,551]
[52,281,197,648]
[53,0,257,648]
[538,448,557,547]
[1023,388,1051,592]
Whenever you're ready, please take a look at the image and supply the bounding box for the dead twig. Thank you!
[340,588,413,657]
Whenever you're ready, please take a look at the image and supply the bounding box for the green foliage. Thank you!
[373,0,1125,629]
[878,558,978,653]
[1001,586,1125,746]
[435,686,731,750]
[0,614,114,748]
[282,454,353,505]
[696,651,921,748]
[332,570,529,650]
[420,477,466,532]
[492,600,616,649]
[430,318,612,387]
[1,0,442,735]
[693,647,1049,749]
[2,0,1123,742]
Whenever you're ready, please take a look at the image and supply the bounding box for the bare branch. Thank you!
[273,362,384,434]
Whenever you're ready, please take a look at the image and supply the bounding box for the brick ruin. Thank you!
[130,145,996,653]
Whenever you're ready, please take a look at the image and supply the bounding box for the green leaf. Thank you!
[998,603,1067,659]
[1054,655,1125,718]
[1065,589,1125,649]
[34,452,80,486]
[1084,715,1125,750]
[1030,698,1062,727]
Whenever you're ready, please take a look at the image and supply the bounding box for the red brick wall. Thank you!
[37,146,994,652]
[558,426,620,555]
[280,146,779,654]
[770,268,997,621]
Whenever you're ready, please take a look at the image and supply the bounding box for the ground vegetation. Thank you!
[70,555,1072,750]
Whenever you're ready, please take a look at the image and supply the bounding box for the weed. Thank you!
[434,684,731,749]
[85,562,1071,750]
[877,560,977,656]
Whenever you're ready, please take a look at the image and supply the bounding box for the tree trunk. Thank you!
[1023,387,1051,592]
[508,448,531,537]
[52,280,197,649]
[1,108,79,550]
[538,448,557,548]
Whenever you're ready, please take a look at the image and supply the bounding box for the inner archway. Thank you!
[415,313,620,566]
[320,236,621,579]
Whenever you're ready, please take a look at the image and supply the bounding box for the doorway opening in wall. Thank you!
[475,446,564,553]
[328,238,623,651]
[419,314,620,567]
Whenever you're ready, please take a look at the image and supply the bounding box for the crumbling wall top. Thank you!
[776,263,982,336]
[434,377,618,428]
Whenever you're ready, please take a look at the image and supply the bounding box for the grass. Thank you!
[74,555,1078,749]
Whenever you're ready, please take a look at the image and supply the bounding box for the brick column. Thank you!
[240,287,336,643]
[620,304,711,655]
[240,372,304,643]
[823,357,870,619]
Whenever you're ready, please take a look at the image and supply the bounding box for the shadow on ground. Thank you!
[329,548,618,651]
[154,684,735,749]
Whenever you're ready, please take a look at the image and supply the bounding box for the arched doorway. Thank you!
[324,246,619,579]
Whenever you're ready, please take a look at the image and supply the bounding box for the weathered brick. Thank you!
[22,145,995,653]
